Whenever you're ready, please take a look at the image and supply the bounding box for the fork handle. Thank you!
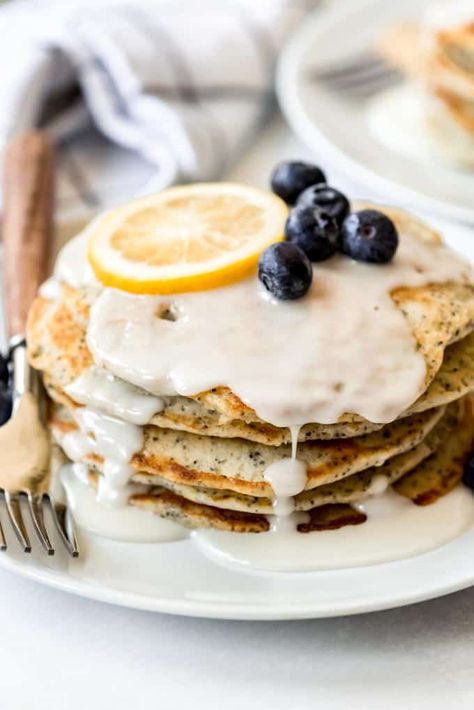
[3,132,54,340]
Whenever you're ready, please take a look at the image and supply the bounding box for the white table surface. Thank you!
[2,116,474,710]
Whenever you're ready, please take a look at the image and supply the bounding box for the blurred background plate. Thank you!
[277,0,474,224]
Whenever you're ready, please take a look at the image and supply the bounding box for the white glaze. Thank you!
[62,430,93,462]
[61,464,187,543]
[87,228,471,427]
[54,224,100,290]
[65,366,164,425]
[194,487,474,572]
[264,426,309,530]
[39,277,62,300]
[61,407,143,508]
[364,473,390,497]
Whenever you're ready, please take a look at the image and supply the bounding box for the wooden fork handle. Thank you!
[3,132,54,340]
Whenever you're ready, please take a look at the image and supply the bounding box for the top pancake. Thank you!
[27,205,474,439]
[42,326,474,446]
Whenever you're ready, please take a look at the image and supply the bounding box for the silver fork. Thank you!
[1,132,78,557]
[0,339,79,556]
[307,50,403,99]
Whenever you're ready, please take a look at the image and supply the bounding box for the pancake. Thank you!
[81,465,366,533]
[430,23,474,103]
[379,19,474,102]
[28,268,474,446]
[68,396,472,534]
[434,87,474,133]
[72,400,460,515]
[424,91,474,165]
[378,16,474,165]
[129,397,474,532]
[41,323,474,440]
[297,397,465,510]
[51,400,445,497]
[394,396,474,504]
[407,330,474,413]
[44,377,387,443]
[40,357,398,444]
[154,328,474,435]
[31,266,474,412]
[130,489,366,534]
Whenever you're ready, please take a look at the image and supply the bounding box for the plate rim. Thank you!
[2,540,474,620]
[276,0,474,224]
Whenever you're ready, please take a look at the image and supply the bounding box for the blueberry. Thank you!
[297,185,350,226]
[0,353,9,385]
[258,242,313,300]
[463,453,474,490]
[285,205,340,262]
[341,209,399,264]
[0,383,12,426]
[270,161,326,205]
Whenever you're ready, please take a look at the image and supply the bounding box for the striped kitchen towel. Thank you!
[0,0,318,220]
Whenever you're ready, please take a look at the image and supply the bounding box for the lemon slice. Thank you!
[87,183,288,294]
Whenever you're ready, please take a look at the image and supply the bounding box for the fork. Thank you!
[307,50,403,99]
[1,132,78,557]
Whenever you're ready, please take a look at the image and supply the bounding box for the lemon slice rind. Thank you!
[87,183,288,294]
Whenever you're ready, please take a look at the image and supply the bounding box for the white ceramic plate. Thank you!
[3,222,474,621]
[2,513,474,620]
[277,0,474,224]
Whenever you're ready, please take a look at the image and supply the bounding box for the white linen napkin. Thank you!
[0,0,318,219]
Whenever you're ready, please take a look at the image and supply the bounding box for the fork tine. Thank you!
[322,65,401,90]
[0,514,7,551]
[27,493,55,556]
[48,498,79,558]
[333,70,401,98]
[315,66,401,100]
[65,511,79,558]
[3,490,31,552]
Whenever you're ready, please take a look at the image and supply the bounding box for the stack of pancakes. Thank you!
[380,5,474,165]
[26,206,474,534]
